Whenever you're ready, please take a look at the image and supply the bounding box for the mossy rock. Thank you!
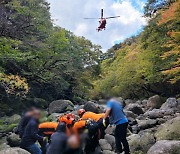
[0,123,18,133]
[1,114,21,125]
[155,116,180,140]
[5,124,18,133]
[128,131,155,153]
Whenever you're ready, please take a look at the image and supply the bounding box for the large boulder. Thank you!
[99,139,112,151]
[137,119,157,130]
[155,116,180,140]
[2,114,21,125]
[48,100,74,114]
[147,140,180,154]
[125,104,144,115]
[105,125,115,135]
[128,130,156,153]
[124,111,138,119]
[147,95,163,110]
[104,134,115,150]
[160,98,179,110]
[0,115,20,133]
[0,147,30,154]
[7,133,21,147]
[83,101,101,113]
[144,109,175,119]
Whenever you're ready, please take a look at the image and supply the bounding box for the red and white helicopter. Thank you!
[84,9,120,32]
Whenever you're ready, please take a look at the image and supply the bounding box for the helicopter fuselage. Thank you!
[97,18,106,32]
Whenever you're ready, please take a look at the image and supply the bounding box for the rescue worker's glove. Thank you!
[43,137,48,142]
[103,119,106,127]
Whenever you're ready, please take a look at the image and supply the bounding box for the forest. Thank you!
[0,0,179,115]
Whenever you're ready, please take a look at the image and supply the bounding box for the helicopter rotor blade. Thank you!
[101,9,103,18]
[84,18,100,20]
[105,16,121,19]
[84,18,100,19]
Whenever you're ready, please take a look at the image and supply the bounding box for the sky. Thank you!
[47,0,147,51]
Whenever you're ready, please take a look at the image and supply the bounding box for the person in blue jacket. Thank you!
[103,98,130,154]
[20,109,45,154]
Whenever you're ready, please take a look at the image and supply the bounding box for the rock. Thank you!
[105,125,115,135]
[128,118,138,126]
[131,125,140,134]
[136,114,146,120]
[125,104,144,115]
[99,139,112,151]
[98,99,106,105]
[128,130,156,153]
[147,140,180,154]
[147,95,163,109]
[0,137,9,150]
[104,134,115,150]
[160,98,179,110]
[125,99,134,106]
[155,116,180,140]
[144,109,175,119]
[157,118,167,125]
[0,143,10,150]
[124,111,138,119]
[47,113,62,122]
[0,147,30,154]
[2,114,21,125]
[7,133,21,147]
[137,119,157,130]
[102,150,115,154]
[48,100,74,114]
[0,123,18,133]
[144,109,161,119]
[142,99,148,106]
[83,101,101,113]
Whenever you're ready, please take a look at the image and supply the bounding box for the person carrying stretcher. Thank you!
[78,109,109,138]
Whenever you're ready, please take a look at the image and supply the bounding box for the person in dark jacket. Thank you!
[21,109,45,154]
[16,107,37,138]
[46,122,67,154]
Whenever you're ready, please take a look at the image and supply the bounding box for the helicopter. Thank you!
[84,9,120,32]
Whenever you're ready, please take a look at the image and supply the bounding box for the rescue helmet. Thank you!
[67,113,75,120]
[59,114,75,125]
[78,109,85,116]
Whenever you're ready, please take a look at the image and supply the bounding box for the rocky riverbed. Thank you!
[0,95,180,154]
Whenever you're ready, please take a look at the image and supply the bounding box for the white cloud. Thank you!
[47,0,147,51]
[74,23,88,36]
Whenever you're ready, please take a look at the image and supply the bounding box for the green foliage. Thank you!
[0,0,102,114]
